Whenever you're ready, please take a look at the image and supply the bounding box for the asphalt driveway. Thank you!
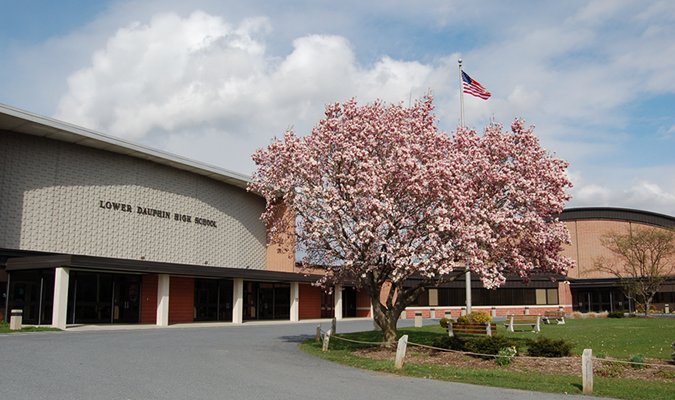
[2,319,611,400]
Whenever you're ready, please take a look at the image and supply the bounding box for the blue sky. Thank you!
[1,0,674,215]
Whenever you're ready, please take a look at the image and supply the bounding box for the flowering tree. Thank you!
[249,96,574,346]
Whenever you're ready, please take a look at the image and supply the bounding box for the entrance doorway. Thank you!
[194,279,233,321]
[68,272,141,324]
[243,282,290,320]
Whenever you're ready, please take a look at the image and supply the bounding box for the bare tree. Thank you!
[594,226,675,316]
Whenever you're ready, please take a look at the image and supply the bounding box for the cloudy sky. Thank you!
[2,0,674,216]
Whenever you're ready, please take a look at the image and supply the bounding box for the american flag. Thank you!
[461,71,491,100]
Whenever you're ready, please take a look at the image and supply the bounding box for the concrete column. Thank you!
[290,282,300,322]
[334,284,343,320]
[52,267,69,330]
[232,278,244,324]
[156,274,170,327]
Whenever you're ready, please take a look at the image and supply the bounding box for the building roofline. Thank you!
[559,207,675,228]
[4,252,320,282]
[0,103,254,193]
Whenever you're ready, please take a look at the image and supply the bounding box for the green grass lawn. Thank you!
[0,321,61,334]
[300,317,675,400]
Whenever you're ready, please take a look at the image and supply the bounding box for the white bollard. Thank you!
[322,329,332,351]
[395,335,409,369]
[316,324,321,342]
[414,312,423,328]
[331,317,337,335]
[10,309,23,330]
[582,349,593,393]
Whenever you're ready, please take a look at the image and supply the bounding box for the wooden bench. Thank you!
[543,310,566,324]
[448,322,497,337]
[504,314,541,332]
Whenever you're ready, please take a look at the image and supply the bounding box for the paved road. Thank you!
[2,319,610,400]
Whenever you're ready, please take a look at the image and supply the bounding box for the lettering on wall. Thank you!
[99,200,217,228]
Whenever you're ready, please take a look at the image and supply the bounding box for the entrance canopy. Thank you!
[5,253,320,283]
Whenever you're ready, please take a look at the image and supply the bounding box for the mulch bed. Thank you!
[353,347,675,382]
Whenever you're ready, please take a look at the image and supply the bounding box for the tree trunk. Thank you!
[378,312,399,348]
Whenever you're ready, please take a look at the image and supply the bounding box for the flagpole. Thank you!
[458,58,471,314]
[459,59,465,127]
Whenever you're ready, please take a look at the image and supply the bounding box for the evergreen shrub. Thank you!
[431,335,467,351]
[526,336,575,357]
[465,335,518,356]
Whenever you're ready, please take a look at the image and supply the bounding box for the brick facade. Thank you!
[169,277,195,323]
[141,274,158,323]
[299,283,321,320]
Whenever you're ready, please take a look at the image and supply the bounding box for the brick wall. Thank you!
[356,290,371,317]
[299,283,321,320]
[141,274,158,323]
[169,277,194,323]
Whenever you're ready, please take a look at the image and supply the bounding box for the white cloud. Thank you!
[54,10,455,172]
[14,2,675,216]
[568,167,675,216]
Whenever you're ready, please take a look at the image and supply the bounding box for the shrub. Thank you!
[465,335,518,356]
[431,336,467,351]
[526,336,576,358]
[636,304,658,313]
[656,370,675,380]
[598,311,609,318]
[597,362,624,378]
[608,311,625,318]
[457,310,492,324]
[570,311,583,319]
[439,317,454,329]
[495,346,517,366]
[629,354,646,369]
[671,342,675,362]
[586,312,598,319]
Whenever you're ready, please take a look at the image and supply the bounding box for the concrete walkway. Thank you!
[2,318,612,400]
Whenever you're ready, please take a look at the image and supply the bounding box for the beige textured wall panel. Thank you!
[1,130,266,269]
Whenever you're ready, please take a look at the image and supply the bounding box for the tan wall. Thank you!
[265,204,296,272]
[562,219,668,279]
[0,130,267,270]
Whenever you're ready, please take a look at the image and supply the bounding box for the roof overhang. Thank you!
[0,103,255,193]
[6,253,320,283]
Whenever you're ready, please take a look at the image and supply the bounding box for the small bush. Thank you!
[465,335,518,356]
[671,342,675,362]
[628,313,637,318]
[597,362,624,378]
[629,354,646,369]
[586,312,598,319]
[656,370,675,380]
[526,336,575,358]
[636,304,658,313]
[598,311,609,318]
[607,311,625,318]
[431,336,467,351]
[495,346,517,366]
[439,317,454,329]
[457,310,492,324]
[570,311,583,319]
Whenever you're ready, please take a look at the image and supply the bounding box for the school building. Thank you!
[1,104,673,327]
